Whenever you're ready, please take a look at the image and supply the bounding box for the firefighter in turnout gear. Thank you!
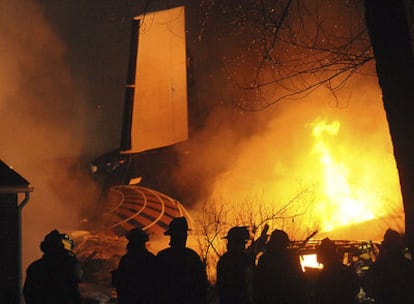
[364,229,414,304]
[313,238,359,304]
[254,229,306,304]
[156,217,209,304]
[112,226,157,304]
[217,226,255,304]
[23,229,81,304]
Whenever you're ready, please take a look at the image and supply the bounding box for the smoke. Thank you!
[2,1,403,277]
[174,60,404,240]
[165,1,404,241]
[0,0,101,271]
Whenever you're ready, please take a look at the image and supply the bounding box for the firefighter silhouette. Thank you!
[156,217,209,304]
[364,229,414,304]
[217,226,255,304]
[313,237,359,304]
[23,229,81,304]
[111,226,156,304]
[254,229,306,304]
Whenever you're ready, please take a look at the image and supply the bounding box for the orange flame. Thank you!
[300,254,323,271]
[310,118,378,232]
[207,92,404,241]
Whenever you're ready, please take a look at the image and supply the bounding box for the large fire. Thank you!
[205,81,404,242]
[311,118,382,232]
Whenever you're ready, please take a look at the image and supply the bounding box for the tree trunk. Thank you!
[365,0,414,252]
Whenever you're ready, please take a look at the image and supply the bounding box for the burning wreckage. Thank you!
[89,4,191,233]
[72,5,404,304]
[75,6,192,302]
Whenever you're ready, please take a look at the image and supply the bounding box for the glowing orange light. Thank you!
[208,96,403,241]
[300,254,323,271]
[310,118,378,231]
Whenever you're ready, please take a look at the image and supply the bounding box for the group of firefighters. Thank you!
[23,217,414,304]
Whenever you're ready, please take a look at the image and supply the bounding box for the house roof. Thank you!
[0,160,32,193]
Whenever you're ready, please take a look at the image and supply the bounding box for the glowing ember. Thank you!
[299,254,323,271]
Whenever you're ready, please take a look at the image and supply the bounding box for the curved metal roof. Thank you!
[102,185,192,236]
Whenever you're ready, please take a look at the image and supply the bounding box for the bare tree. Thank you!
[197,0,373,111]
[193,185,315,283]
[364,0,414,253]
[196,0,414,251]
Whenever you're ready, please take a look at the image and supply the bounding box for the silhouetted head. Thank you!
[267,229,290,252]
[165,217,189,248]
[126,226,149,244]
[164,217,189,236]
[40,229,65,254]
[381,228,403,254]
[223,226,250,252]
[317,237,338,265]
